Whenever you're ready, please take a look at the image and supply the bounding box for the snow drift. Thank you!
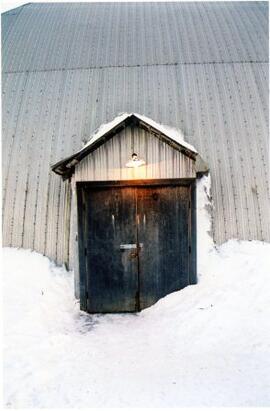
[3,240,270,408]
[2,176,270,407]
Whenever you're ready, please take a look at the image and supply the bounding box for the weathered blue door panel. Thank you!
[84,187,138,313]
[78,182,194,313]
[137,186,190,309]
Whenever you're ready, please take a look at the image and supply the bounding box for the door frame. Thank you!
[76,178,197,312]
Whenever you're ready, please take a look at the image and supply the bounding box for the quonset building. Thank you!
[2,2,269,312]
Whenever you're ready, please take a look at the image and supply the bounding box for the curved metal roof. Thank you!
[2,2,268,71]
[2,2,269,266]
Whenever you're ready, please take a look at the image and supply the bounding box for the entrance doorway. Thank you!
[77,181,196,313]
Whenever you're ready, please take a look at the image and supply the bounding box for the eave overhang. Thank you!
[51,113,207,179]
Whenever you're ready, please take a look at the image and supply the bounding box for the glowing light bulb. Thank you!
[125,153,146,168]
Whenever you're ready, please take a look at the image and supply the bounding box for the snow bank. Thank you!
[2,175,269,407]
[3,237,270,408]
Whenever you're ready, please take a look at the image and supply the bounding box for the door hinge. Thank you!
[84,248,87,256]
[189,245,191,253]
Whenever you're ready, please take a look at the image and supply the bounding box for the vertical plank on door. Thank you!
[85,187,138,313]
[137,185,190,309]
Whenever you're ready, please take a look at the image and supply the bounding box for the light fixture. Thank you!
[125,152,146,168]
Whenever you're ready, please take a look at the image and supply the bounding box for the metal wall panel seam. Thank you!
[212,63,240,240]
[200,65,226,242]
[195,4,216,62]
[176,65,201,164]
[180,3,197,63]
[33,72,58,254]
[32,73,54,252]
[238,62,266,240]
[231,63,262,240]
[44,71,67,261]
[12,4,36,71]
[62,6,80,71]
[167,3,186,63]
[1,6,23,71]
[160,4,174,61]
[214,5,242,62]
[47,5,71,71]
[81,70,97,144]
[231,4,266,62]
[242,3,268,58]
[197,64,230,243]
[36,4,62,71]
[1,6,25,47]
[9,71,32,247]
[228,6,259,65]
[218,64,251,239]
[23,71,48,250]
[240,63,269,240]
[180,65,220,240]
[68,6,87,69]
[13,6,41,72]
[2,73,26,211]
[156,3,169,66]
[55,70,75,263]
[233,62,257,240]
[23,6,50,72]
[243,64,269,192]
[190,3,212,63]
[229,63,258,239]
[249,64,269,147]
[206,5,230,62]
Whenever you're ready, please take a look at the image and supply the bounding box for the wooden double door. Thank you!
[78,182,196,313]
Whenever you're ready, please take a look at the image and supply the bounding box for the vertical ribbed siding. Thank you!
[74,127,196,182]
[2,73,27,217]
[2,61,269,265]
[2,2,269,268]
[2,2,268,72]
[2,71,30,248]
[178,62,269,243]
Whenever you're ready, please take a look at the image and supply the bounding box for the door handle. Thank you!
[119,243,143,250]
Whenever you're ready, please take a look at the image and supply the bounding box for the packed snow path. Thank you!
[3,241,270,407]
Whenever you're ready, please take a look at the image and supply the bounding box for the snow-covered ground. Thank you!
[3,240,270,408]
[2,176,270,407]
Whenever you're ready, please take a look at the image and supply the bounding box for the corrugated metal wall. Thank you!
[2,2,269,266]
[2,2,268,71]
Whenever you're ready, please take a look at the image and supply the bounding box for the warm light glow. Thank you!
[125,153,146,168]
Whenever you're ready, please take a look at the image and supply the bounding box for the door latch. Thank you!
[119,243,143,250]
[129,250,138,259]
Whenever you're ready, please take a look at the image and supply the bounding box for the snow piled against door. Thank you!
[3,242,270,407]
[2,176,270,407]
